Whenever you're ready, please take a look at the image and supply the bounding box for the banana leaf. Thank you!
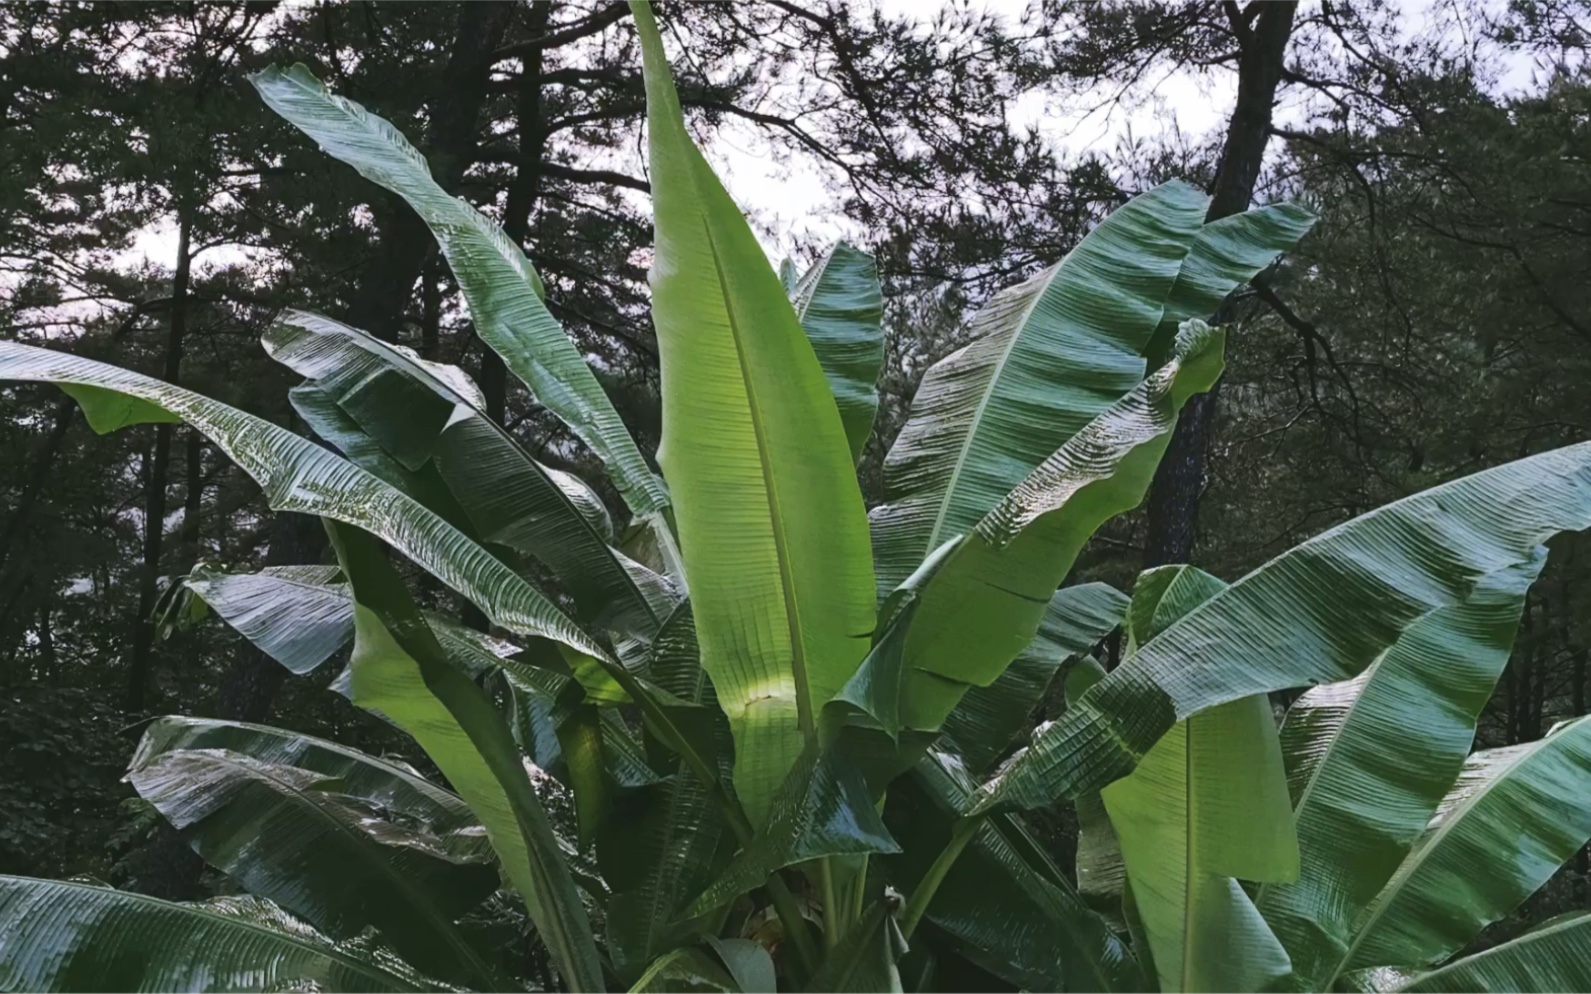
[870,179,1207,595]
[1391,910,1591,992]
[787,241,885,461]
[1143,203,1316,367]
[127,747,498,986]
[977,441,1591,814]
[1102,565,1295,993]
[1253,555,1541,989]
[1339,714,1591,978]
[901,321,1224,730]
[325,521,604,992]
[133,715,488,860]
[0,341,606,662]
[250,64,669,525]
[264,310,670,633]
[886,746,1144,992]
[634,0,876,823]
[941,581,1129,773]
[0,878,431,992]
[182,563,350,674]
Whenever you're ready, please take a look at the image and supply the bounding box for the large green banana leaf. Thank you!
[1066,658,1126,917]
[900,321,1225,730]
[633,0,876,823]
[133,715,489,860]
[263,310,671,633]
[1143,204,1317,367]
[976,441,1591,815]
[887,747,1143,993]
[325,521,604,992]
[1253,555,1541,989]
[0,341,606,662]
[0,878,430,992]
[1388,911,1591,992]
[127,746,498,986]
[787,241,885,461]
[869,179,1208,595]
[1337,714,1591,979]
[1102,565,1296,993]
[940,581,1129,773]
[250,64,670,525]
[182,564,350,674]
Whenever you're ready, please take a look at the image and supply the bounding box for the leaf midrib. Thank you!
[923,263,1057,556]
[697,185,815,737]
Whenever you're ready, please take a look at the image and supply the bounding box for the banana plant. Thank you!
[6,2,1591,992]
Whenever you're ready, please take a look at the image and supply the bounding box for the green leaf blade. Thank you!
[634,0,875,822]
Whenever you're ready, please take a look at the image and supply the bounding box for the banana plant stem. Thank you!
[899,815,981,941]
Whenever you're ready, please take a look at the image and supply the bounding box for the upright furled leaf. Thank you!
[1337,715,1591,980]
[900,322,1224,730]
[249,64,670,524]
[127,748,498,987]
[1254,556,1541,990]
[0,342,606,663]
[787,242,885,461]
[633,0,875,822]
[264,309,671,634]
[977,442,1591,815]
[326,521,604,992]
[0,878,429,993]
[1101,565,1296,993]
[870,180,1208,594]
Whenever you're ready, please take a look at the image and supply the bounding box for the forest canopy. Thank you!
[3,1,1591,992]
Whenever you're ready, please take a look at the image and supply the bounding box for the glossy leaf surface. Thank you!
[635,0,875,822]
[978,441,1591,814]
[1254,556,1541,989]
[127,747,497,986]
[0,878,428,993]
[901,321,1224,729]
[250,64,668,520]
[787,241,885,461]
[0,341,606,661]
[1341,715,1591,977]
[870,179,1208,594]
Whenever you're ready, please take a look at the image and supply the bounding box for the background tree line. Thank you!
[3,0,1589,943]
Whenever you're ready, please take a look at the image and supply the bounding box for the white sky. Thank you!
[123,0,1556,286]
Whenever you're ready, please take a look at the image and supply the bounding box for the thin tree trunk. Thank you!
[176,430,205,571]
[1142,1,1297,567]
[126,212,193,712]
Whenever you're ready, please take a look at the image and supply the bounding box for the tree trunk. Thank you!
[1142,1,1298,567]
[126,212,193,712]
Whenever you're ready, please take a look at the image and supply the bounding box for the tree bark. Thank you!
[126,212,193,712]
[1142,1,1297,567]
